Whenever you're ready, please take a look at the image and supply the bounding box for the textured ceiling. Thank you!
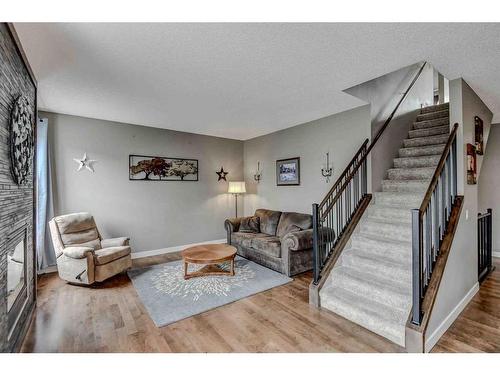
[14,23,500,140]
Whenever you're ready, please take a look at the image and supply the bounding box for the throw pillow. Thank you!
[239,216,260,233]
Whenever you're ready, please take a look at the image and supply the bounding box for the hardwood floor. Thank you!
[21,255,500,353]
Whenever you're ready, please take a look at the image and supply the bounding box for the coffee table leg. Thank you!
[230,258,235,276]
[183,261,189,279]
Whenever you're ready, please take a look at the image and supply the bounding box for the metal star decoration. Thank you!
[73,152,97,173]
[216,167,228,181]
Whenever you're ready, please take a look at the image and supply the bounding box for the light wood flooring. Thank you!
[20,254,500,353]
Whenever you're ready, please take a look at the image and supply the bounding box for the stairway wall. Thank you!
[426,78,493,351]
[344,62,434,192]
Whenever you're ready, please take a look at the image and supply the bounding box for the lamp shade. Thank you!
[228,181,246,194]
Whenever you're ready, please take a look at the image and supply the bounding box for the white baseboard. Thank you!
[37,265,58,275]
[425,282,479,352]
[492,251,500,258]
[130,238,226,259]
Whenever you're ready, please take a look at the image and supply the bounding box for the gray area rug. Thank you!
[127,256,292,327]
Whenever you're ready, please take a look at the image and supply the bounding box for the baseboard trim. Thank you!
[37,265,57,275]
[130,238,226,259]
[492,251,500,258]
[425,282,479,352]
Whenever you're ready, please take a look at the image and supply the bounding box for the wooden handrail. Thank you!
[418,123,459,216]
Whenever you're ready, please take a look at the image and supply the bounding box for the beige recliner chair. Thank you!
[49,212,132,285]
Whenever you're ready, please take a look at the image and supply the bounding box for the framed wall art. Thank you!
[276,157,300,186]
[129,155,199,181]
[474,116,484,155]
[466,143,477,185]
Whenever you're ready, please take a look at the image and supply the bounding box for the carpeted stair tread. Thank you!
[408,124,449,139]
[359,217,412,242]
[350,233,411,262]
[413,117,449,130]
[329,265,411,308]
[373,191,424,208]
[342,248,411,282]
[387,167,435,180]
[403,134,449,148]
[398,144,445,158]
[420,102,449,114]
[416,109,449,122]
[320,285,406,346]
[394,154,441,168]
[382,179,429,193]
[366,204,412,223]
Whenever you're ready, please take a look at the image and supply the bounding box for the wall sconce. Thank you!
[321,152,333,183]
[253,161,262,183]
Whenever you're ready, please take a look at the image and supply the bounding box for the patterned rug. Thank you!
[127,256,292,327]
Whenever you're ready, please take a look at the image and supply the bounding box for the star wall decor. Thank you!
[216,167,228,181]
[74,152,97,173]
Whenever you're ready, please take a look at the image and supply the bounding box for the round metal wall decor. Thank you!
[10,95,34,185]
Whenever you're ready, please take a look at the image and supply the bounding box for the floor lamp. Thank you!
[228,181,246,217]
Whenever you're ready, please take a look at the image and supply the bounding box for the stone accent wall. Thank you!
[0,23,36,353]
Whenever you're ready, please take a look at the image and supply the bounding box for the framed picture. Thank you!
[474,116,484,155]
[276,157,300,186]
[129,155,198,181]
[466,143,477,185]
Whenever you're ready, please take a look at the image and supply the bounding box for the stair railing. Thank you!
[478,208,493,283]
[411,123,458,325]
[311,61,428,285]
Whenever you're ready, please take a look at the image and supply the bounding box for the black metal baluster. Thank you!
[412,209,422,325]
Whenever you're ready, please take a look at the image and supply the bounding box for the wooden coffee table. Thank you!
[182,243,237,280]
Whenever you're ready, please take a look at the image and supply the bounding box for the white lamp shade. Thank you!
[228,181,246,194]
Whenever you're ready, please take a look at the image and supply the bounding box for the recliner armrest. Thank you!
[63,246,94,259]
[101,237,130,248]
[282,229,314,251]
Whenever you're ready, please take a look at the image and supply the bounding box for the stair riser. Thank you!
[366,206,412,223]
[373,193,423,208]
[331,273,411,308]
[403,134,449,148]
[382,180,428,193]
[342,252,411,284]
[360,221,412,242]
[398,144,445,158]
[320,297,404,346]
[394,156,440,168]
[408,125,449,139]
[388,168,435,180]
[416,109,449,122]
[420,103,449,114]
[413,117,449,130]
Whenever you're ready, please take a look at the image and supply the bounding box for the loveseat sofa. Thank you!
[224,209,314,276]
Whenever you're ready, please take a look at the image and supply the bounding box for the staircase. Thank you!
[319,102,450,346]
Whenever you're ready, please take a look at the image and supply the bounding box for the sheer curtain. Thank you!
[36,118,56,271]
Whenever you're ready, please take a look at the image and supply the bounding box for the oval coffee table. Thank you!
[181,243,237,280]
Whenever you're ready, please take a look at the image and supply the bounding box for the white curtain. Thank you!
[36,118,56,270]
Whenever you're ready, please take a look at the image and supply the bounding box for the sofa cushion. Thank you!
[255,209,282,236]
[93,246,131,265]
[250,236,281,258]
[276,212,313,238]
[231,232,267,248]
[239,216,260,233]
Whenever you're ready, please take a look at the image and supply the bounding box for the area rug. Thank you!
[127,256,292,327]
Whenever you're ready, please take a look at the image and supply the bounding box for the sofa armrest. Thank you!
[63,246,94,259]
[282,229,314,251]
[224,217,244,233]
[101,237,130,248]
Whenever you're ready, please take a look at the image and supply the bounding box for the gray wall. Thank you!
[345,62,434,192]
[478,124,500,254]
[426,78,492,349]
[43,112,244,254]
[243,105,371,215]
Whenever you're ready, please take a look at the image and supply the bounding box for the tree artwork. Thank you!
[129,155,198,181]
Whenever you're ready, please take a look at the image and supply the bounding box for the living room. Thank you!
[2,1,500,373]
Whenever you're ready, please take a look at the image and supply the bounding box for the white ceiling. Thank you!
[14,23,500,140]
